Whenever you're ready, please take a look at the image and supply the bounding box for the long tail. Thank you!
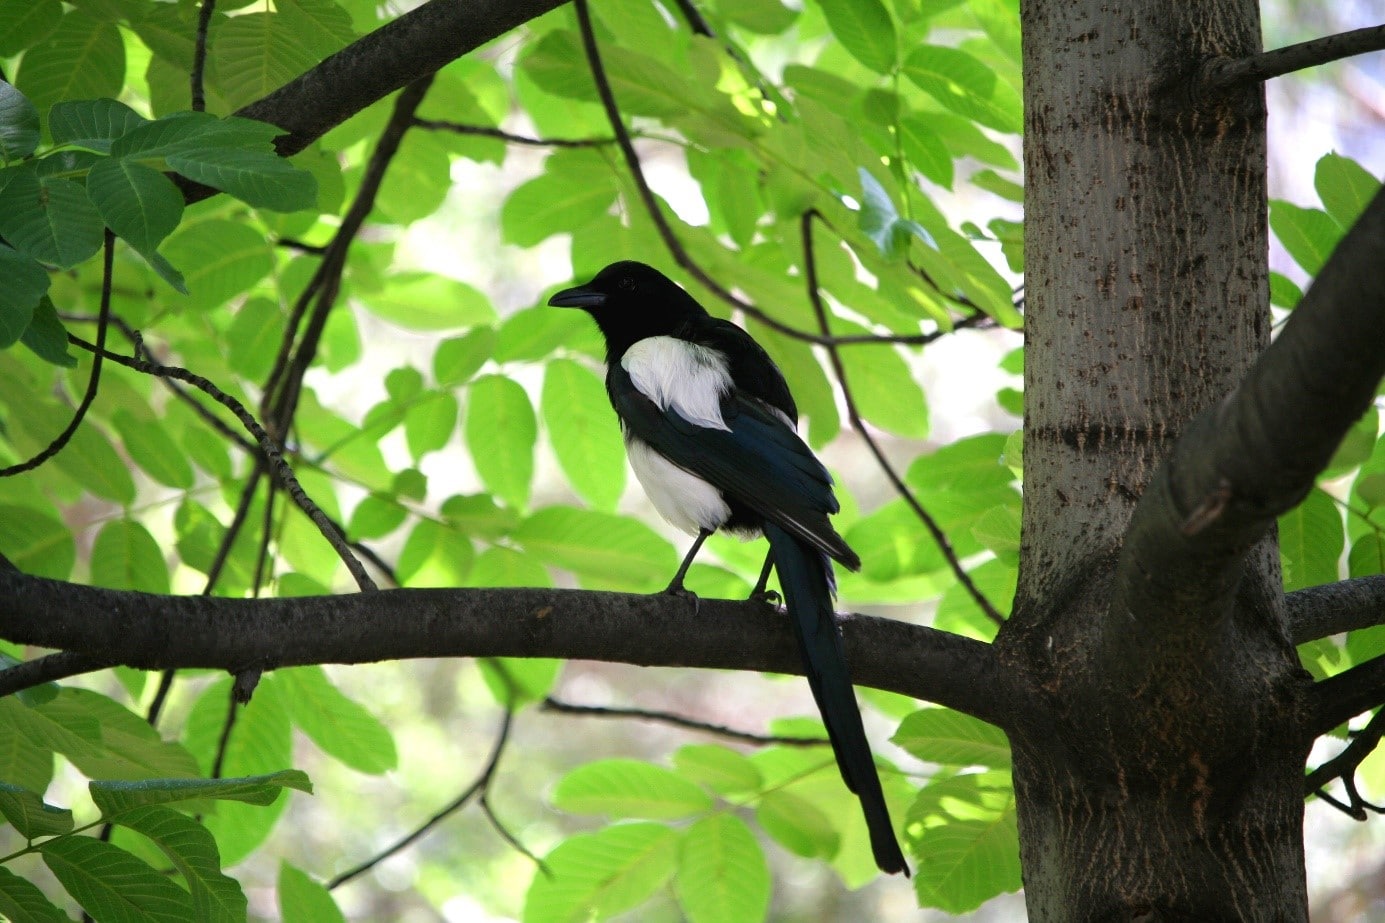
[764,523,909,877]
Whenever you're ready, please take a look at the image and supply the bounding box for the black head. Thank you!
[548,261,708,357]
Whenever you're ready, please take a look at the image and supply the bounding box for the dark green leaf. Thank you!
[112,409,195,489]
[166,146,317,212]
[40,835,194,922]
[13,10,125,116]
[0,781,74,838]
[0,168,105,268]
[0,0,63,57]
[0,82,40,162]
[48,98,146,153]
[90,771,312,816]
[0,504,74,579]
[0,865,69,923]
[86,157,183,254]
[160,218,274,309]
[112,805,247,923]
[0,243,51,348]
[19,295,74,367]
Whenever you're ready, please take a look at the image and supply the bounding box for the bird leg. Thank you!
[664,528,711,596]
[749,550,780,604]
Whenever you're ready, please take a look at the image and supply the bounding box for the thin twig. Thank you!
[1203,25,1385,90]
[210,692,239,779]
[541,696,830,745]
[801,211,1006,626]
[480,794,549,876]
[0,232,114,478]
[328,711,515,889]
[411,118,615,148]
[1307,708,1385,819]
[65,337,377,592]
[276,237,329,255]
[0,652,113,698]
[573,0,953,349]
[191,0,216,112]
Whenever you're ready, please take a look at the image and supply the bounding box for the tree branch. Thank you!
[1288,575,1385,644]
[541,696,831,745]
[0,570,1010,727]
[0,652,113,698]
[1202,25,1385,91]
[1305,707,1385,817]
[1112,185,1385,650]
[1312,653,1385,736]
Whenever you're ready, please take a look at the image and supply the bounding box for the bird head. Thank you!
[548,261,707,358]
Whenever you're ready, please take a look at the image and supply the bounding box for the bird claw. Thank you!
[749,588,781,606]
[662,582,701,615]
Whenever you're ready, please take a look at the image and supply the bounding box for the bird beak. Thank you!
[548,284,607,309]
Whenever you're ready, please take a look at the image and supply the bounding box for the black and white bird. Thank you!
[549,260,908,876]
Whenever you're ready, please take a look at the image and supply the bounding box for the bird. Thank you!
[548,260,909,877]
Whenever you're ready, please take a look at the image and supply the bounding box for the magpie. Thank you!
[549,260,909,876]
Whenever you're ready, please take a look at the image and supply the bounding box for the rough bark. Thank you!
[1003,0,1317,918]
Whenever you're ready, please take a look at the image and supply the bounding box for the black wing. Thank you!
[679,315,798,423]
[609,363,859,571]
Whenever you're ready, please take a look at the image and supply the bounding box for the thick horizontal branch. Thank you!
[177,0,565,203]
[1288,575,1385,644]
[1202,25,1385,90]
[1112,185,1385,650]
[0,571,1011,728]
[1311,653,1385,736]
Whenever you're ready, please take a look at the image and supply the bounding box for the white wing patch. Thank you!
[627,436,731,535]
[621,337,731,431]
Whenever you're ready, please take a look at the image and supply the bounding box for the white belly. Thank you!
[627,437,729,535]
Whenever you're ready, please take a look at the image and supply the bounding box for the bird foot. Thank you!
[749,588,781,606]
[662,581,700,615]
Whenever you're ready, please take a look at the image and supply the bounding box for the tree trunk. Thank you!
[1003,0,1313,917]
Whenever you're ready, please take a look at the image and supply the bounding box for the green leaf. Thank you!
[836,320,928,438]
[23,688,200,781]
[0,243,51,348]
[278,863,347,923]
[48,417,137,503]
[502,150,618,247]
[477,657,562,707]
[899,115,954,188]
[514,506,677,589]
[910,775,1021,912]
[211,11,330,111]
[109,112,281,161]
[542,358,626,510]
[466,374,537,509]
[553,759,713,819]
[721,0,796,34]
[0,168,105,268]
[161,218,274,308]
[395,518,474,587]
[109,805,246,923]
[226,296,286,379]
[19,295,75,367]
[90,519,170,594]
[41,835,194,923]
[523,822,678,923]
[111,409,195,489]
[13,10,125,117]
[0,0,63,57]
[277,665,397,775]
[1315,153,1380,230]
[755,789,839,858]
[1269,201,1341,276]
[0,865,69,923]
[816,0,897,73]
[0,82,40,162]
[48,98,146,153]
[346,493,407,541]
[184,676,294,865]
[0,781,74,838]
[893,708,1011,768]
[496,304,601,363]
[89,771,312,816]
[1278,488,1344,592]
[675,814,770,923]
[86,157,184,254]
[0,504,75,579]
[434,327,496,384]
[404,390,459,461]
[465,545,551,588]
[902,45,1022,134]
[673,745,762,794]
[357,271,497,331]
[166,146,318,211]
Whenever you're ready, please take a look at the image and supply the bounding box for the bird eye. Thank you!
[618,277,636,292]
